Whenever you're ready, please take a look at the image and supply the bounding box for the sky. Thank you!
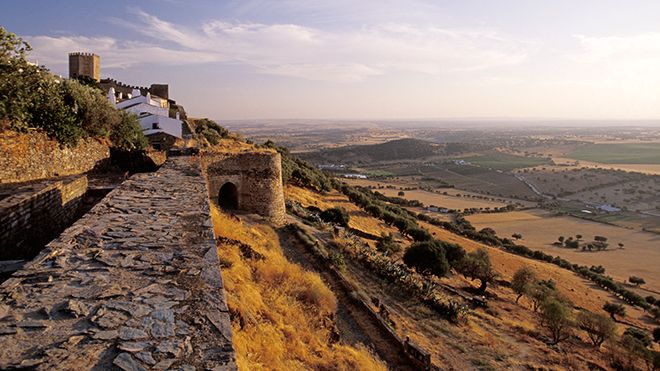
[2,0,660,121]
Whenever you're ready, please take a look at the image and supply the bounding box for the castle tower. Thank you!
[68,52,100,81]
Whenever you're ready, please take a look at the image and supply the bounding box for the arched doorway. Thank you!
[218,182,239,210]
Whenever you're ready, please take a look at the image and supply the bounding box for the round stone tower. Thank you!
[203,151,286,225]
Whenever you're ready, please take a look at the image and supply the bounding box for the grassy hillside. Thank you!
[567,143,660,164]
[302,138,439,164]
[278,157,656,369]
[209,204,386,370]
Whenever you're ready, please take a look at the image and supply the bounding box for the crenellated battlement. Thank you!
[100,78,170,100]
[100,77,151,92]
[68,52,98,57]
[68,52,100,81]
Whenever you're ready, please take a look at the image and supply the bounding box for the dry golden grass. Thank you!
[285,185,401,238]
[209,204,386,371]
[467,209,660,293]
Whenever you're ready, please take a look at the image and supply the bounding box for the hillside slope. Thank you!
[209,205,386,370]
[301,138,440,164]
[282,184,656,370]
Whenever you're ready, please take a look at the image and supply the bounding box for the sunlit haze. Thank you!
[3,0,660,121]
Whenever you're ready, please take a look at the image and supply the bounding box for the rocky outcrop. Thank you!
[0,157,236,370]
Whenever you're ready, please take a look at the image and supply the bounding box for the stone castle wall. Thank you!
[0,131,110,184]
[69,52,100,81]
[0,157,236,369]
[0,175,88,260]
[203,151,286,224]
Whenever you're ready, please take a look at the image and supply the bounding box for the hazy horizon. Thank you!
[3,0,660,121]
[222,118,660,128]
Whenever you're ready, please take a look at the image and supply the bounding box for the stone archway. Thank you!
[218,182,239,210]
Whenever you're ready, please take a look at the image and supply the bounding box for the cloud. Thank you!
[573,32,660,63]
[569,32,660,89]
[26,9,529,82]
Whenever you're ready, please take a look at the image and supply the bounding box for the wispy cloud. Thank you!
[26,8,529,82]
[573,32,660,64]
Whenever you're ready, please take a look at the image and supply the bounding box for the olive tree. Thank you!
[511,266,536,303]
[540,299,573,345]
[628,276,646,287]
[529,280,558,312]
[457,248,496,294]
[403,240,449,277]
[319,207,350,227]
[603,302,626,321]
[577,311,615,348]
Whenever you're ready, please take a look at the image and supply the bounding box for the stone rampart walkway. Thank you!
[0,157,236,370]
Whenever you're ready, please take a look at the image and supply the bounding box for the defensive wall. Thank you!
[202,151,286,225]
[0,131,110,184]
[0,156,236,370]
[0,175,88,261]
[100,78,170,101]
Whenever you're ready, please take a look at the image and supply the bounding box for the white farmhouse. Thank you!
[109,87,184,148]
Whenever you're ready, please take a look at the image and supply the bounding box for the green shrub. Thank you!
[110,112,148,152]
[623,327,652,347]
[329,251,345,269]
[375,233,401,256]
[319,207,350,227]
[195,118,228,145]
[403,240,450,277]
[0,26,146,151]
[406,227,433,242]
[457,248,496,294]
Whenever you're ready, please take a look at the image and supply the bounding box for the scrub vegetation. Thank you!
[209,204,385,370]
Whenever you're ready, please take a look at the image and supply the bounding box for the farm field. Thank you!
[467,209,660,294]
[553,157,660,175]
[374,187,507,211]
[342,178,537,208]
[458,152,550,171]
[361,163,540,200]
[515,167,634,197]
[567,179,660,213]
[567,143,660,164]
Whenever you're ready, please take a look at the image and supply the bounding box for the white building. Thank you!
[109,87,183,140]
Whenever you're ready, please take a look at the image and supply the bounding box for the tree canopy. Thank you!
[1,27,146,150]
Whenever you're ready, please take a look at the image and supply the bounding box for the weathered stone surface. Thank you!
[0,131,109,184]
[153,358,176,370]
[0,157,236,370]
[0,175,89,260]
[118,341,150,352]
[113,352,146,371]
[119,327,149,341]
[203,152,286,224]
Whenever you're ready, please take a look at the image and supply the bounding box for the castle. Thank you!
[68,52,100,81]
[68,52,189,150]
[64,52,286,223]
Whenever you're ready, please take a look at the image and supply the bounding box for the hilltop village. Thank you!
[1,28,659,371]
